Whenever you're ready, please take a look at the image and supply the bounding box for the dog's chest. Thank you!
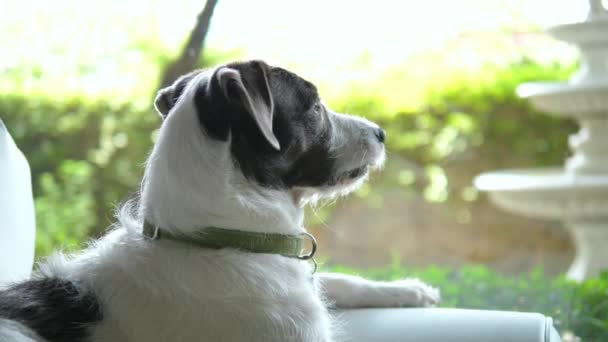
[93,295,330,342]
[88,247,331,342]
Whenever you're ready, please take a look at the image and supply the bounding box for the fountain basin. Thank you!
[474,168,608,220]
[547,19,608,46]
[516,82,608,116]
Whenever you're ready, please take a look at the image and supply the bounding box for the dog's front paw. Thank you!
[385,278,440,307]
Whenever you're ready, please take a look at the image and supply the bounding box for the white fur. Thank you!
[329,111,386,175]
[12,67,439,342]
[0,319,46,342]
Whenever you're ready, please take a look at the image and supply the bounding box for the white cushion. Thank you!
[336,308,561,342]
[0,119,36,284]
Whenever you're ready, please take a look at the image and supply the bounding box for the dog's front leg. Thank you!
[315,272,440,308]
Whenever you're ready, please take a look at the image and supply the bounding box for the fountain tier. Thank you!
[475,0,608,281]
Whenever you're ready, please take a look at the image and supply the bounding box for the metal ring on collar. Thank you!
[297,232,317,260]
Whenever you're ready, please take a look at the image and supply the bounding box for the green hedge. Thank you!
[0,94,158,254]
[1,60,578,255]
[330,60,576,206]
[327,264,608,341]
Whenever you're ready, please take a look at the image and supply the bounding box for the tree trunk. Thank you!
[157,0,220,90]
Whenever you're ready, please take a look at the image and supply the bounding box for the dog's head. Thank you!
[153,60,385,203]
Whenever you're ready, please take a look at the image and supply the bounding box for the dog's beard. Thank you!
[327,165,370,187]
[295,150,385,207]
[295,173,369,207]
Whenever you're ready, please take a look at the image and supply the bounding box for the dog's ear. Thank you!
[214,62,280,151]
[154,87,173,119]
[154,71,200,119]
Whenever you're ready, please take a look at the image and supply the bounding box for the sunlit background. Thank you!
[2,0,607,339]
[2,0,587,97]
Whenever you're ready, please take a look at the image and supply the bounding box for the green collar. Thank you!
[142,221,317,264]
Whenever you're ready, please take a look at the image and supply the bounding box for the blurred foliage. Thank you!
[0,94,158,254]
[327,264,608,341]
[1,57,578,256]
[330,58,577,206]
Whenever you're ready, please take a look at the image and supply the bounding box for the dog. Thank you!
[0,60,439,342]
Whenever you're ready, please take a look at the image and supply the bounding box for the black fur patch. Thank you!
[0,277,102,342]
[193,61,336,188]
[193,68,232,142]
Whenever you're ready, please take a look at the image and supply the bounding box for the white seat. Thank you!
[337,308,561,342]
[0,119,36,284]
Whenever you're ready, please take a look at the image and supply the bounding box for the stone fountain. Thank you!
[474,0,608,281]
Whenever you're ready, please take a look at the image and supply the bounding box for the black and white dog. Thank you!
[0,60,439,342]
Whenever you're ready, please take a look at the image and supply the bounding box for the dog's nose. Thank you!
[375,128,386,143]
